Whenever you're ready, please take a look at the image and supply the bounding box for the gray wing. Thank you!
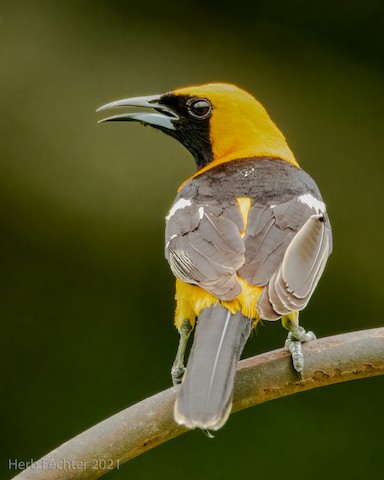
[249,208,332,320]
[166,193,332,318]
[165,200,245,301]
[237,196,332,320]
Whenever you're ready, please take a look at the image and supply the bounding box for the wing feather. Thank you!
[166,179,332,314]
[166,200,245,300]
[256,214,331,319]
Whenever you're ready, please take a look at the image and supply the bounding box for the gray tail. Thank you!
[174,304,252,431]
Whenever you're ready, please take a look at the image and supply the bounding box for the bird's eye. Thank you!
[187,98,212,120]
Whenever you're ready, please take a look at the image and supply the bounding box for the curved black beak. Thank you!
[97,94,178,131]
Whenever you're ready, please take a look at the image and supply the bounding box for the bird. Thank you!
[97,83,332,433]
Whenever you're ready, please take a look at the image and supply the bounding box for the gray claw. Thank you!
[285,328,316,373]
[171,366,185,386]
[285,339,304,373]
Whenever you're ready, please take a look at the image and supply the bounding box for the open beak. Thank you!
[96,94,178,131]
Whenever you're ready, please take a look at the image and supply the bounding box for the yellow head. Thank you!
[97,82,298,171]
[173,83,297,169]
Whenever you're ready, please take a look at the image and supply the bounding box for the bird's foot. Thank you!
[171,364,185,386]
[171,320,192,386]
[284,325,316,373]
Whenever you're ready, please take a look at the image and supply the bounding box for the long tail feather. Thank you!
[174,304,252,430]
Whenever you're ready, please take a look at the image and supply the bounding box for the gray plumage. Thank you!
[257,214,331,319]
[165,157,332,318]
[168,203,245,300]
[167,157,332,430]
[174,305,253,430]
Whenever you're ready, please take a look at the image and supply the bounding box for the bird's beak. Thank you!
[96,94,178,131]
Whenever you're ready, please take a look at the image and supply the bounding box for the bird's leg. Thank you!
[171,319,193,386]
[282,311,316,373]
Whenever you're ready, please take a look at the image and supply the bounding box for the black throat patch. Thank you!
[159,94,213,170]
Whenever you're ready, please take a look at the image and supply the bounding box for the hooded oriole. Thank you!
[97,83,332,432]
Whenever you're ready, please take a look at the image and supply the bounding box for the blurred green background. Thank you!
[1,1,383,479]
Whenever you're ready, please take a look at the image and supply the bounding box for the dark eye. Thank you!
[187,98,212,119]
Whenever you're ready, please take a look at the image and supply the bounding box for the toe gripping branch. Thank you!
[283,313,316,373]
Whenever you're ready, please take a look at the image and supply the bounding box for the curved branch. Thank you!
[13,328,384,480]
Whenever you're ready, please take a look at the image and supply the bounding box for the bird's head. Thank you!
[97,83,297,171]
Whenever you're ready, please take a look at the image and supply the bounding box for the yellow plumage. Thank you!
[174,277,263,329]
[97,81,331,431]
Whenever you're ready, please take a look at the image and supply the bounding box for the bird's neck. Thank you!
[191,137,299,181]
[209,108,299,170]
[214,144,298,167]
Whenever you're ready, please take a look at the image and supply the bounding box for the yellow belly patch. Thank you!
[174,277,262,329]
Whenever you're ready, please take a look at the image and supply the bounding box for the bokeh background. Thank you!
[1,1,383,479]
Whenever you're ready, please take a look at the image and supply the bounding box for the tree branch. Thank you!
[12,328,384,480]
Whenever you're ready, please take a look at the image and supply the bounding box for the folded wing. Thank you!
[166,200,245,301]
[166,192,332,317]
